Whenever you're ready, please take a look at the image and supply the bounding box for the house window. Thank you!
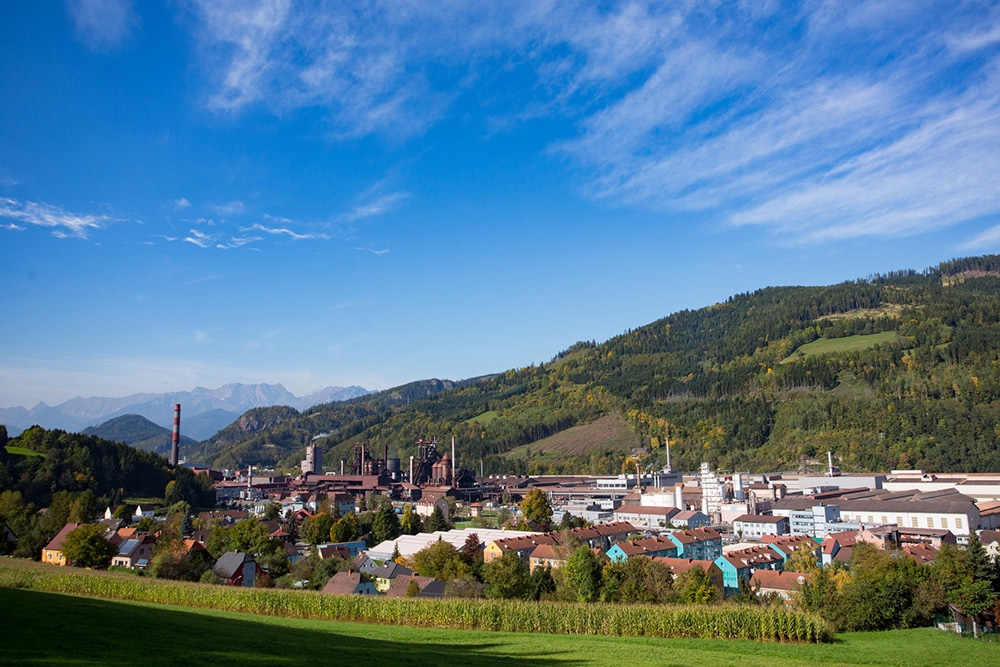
[896,517,902,525]
[927,517,934,528]
[881,516,887,525]
[912,517,919,527]
[955,518,963,530]
[867,515,873,523]
[940,518,948,529]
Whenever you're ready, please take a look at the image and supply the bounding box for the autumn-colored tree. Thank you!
[519,489,552,528]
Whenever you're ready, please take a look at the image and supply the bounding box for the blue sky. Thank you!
[2,1,1000,406]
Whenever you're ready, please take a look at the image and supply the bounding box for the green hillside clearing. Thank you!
[0,587,993,667]
[3,445,44,457]
[465,410,498,426]
[782,331,899,363]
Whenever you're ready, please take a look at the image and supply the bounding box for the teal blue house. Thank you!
[606,536,679,562]
[665,527,722,560]
[714,544,784,593]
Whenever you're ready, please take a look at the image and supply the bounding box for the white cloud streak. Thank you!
[0,197,115,239]
[178,2,1000,244]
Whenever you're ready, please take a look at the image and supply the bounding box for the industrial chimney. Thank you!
[170,404,181,466]
[451,435,456,487]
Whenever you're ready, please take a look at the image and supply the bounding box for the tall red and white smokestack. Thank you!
[170,403,181,466]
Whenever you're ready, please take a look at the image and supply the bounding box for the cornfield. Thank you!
[0,560,832,642]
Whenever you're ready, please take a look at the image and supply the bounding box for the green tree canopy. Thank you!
[62,524,116,568]
[482,551,530,600]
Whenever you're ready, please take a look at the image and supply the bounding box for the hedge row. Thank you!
[0,560,832,642]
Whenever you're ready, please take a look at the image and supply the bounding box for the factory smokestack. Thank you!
[170,404,181,465]
[451,435,456,487]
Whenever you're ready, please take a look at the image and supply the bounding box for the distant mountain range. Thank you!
[0,383,371,440]
[83,414,199,456]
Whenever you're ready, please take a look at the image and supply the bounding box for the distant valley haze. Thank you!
[0,383,371,440]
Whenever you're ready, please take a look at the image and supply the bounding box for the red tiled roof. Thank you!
[43,523,79,552]
[668,527,720,544]
[649,556,717,575]
[322,571,365,595]
[751,569,811,591]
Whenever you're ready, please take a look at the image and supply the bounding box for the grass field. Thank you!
[3,445,45,457]
[503,414,640,462]
[782,332,899,363]
[1,587,995,666]
[465,410,499,426]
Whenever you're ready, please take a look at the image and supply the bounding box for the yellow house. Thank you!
[42,522,79,566]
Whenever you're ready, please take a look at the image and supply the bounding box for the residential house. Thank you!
[648,556,725,590]
[750,570,811,604]
[384,574,449,599]
[322,571,378,596]
[111,535,156,569]
[318,545,353,561]
[353,553,381,575]
[368,561,414,593]
[484,534,558,563]
[714,544,784,593]
[328,492,356,517]
[733,514,789,540]
[819,530,858,566]
[669,510,711,530]
[526,544,601,572]
[213,551,256,587]
[856,526,956,550]
[41,523,79,566]
[606,536,679,562]
[902,543,939,564]
[761,535,821,563]
[980,529,1000,558]
[133,505,155,522]
[665,527,723,560]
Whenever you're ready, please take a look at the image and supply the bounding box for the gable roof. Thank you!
[719,544,784,569]
[668,527,721,544]
[979,529,1000,545]
[751,570,811,591]
[648,556,718,575]
[610,536,678,557]
[368,561,414,579]
[213,551,253,579]
[322,571,366,595]
[385,574,437,598]
[43,523,79,553]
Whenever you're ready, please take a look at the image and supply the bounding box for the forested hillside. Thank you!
[82,414,197,456]
[192,255,1000,475]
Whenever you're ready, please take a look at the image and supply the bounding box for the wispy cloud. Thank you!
[0,167,18,187]
[172,197,192,209]
[0,197,115,239]
[180,2,1000,245]
[65,0,139,51]
[336,191,409,223]
[354,246,389,256]
[242,222,325,240]
[960,223,1000,251]
[210,200,246,216]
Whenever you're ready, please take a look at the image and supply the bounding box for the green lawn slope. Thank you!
[781,331,899,363]
[0,588,994,666]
